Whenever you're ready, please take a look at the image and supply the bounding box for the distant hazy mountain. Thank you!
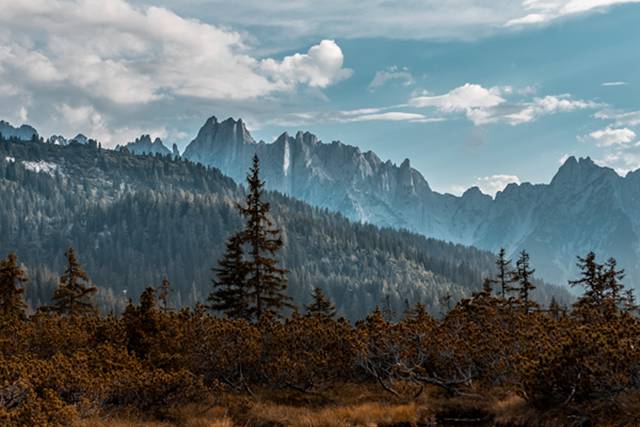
[1,135,571,319]
[0,120,38,141]
[183,116,640,288]
[119,134,173,156]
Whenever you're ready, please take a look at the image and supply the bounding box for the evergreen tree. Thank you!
[47,247,97,316]
[569,251,603,306]
[305,287,337,318]
[514,250,536,314]
[238,154,293,320]
[492,248,516,299]
[208,234,250,319]
[0,252,28,319]
[158,275,172,313]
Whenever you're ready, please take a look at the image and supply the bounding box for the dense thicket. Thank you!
[0,249,637,426]
[0,137,569,319]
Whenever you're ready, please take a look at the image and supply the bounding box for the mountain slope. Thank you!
[0,136,569,319]
[183,116,640,288]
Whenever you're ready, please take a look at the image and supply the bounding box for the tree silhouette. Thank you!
[47,247,97,316]
[0,252,28,319]
[158,275,172,313]
[238,155,293,320]
[208,234,250,319]
[305,287,337,318]
[514,250,536,314]
[492,248,516,300]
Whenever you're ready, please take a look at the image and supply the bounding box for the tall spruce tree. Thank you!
[211,155,293,321]
[241,155,293,320]
[305,287,337,318]
[47,247,97,316]
[0,252,28,319]
[514,250,536,314]
[208,234,250,319]
[493,248,516,299]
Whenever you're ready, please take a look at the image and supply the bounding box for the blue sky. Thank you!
[1,0,639,195]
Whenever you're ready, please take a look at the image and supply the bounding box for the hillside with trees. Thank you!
[0,136,569,318]
[0,150,638,424]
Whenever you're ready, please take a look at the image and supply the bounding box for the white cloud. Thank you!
[485,95,602,125]
[0,0,350,105]
[595,110,640,127]
[596,146,640,175]
[18,107,28,122]
[505,0,640,27]
[475,174,521,196]
[451,174,521,197]
[54,103,166,146]
[582,126,636,147]
[602,81,628,86]
[271,108,444,126]
[260,40,352,90]
[368,66,415,91]
[409,84,506,111]
[155,0,637,42]
[409,84,599,126]
[0,0,353,146]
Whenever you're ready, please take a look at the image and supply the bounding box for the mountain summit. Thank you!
[183,116,640,287]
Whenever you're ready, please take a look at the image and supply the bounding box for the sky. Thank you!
[0,0,639,195]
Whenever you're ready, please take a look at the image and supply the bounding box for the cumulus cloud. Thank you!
[408,84,599,126]
[505,0,640,27]
[368,66,415,91]
[0,1,350,105]
[0,0,352,146]
[582,126,636,147]
[53,103,167,146]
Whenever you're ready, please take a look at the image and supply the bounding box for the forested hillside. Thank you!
[0,136,569,318]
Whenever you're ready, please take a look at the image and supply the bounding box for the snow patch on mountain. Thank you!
[22,160,58,175]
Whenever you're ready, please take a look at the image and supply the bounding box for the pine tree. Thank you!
[492,248,516,299]
[158,275,172,313]
[208,234,250,319]
[238,154,293,321]
[514,250,536,314]
[569,251,603,306]
[305,287,337,318]
[47,247,97,316]
[0,252,28,319]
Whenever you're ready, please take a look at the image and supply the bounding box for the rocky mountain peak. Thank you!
[0,120,39,141]
[551,156,618,188]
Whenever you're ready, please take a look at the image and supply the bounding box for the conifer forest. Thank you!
[2,137,640,426]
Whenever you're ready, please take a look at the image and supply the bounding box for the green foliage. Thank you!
[0,252,28,319]
[45,247,97,316]
[0,137,570,319]
[305,287,337,319]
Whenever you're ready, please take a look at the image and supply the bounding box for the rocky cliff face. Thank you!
[183,116,640,287]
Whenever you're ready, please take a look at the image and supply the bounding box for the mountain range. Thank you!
[3,116,636,290]
[2,133,572,319]
[182,116,640,288]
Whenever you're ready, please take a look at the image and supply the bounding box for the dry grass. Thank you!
[74,400,420,427]
[241,401,420,427]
